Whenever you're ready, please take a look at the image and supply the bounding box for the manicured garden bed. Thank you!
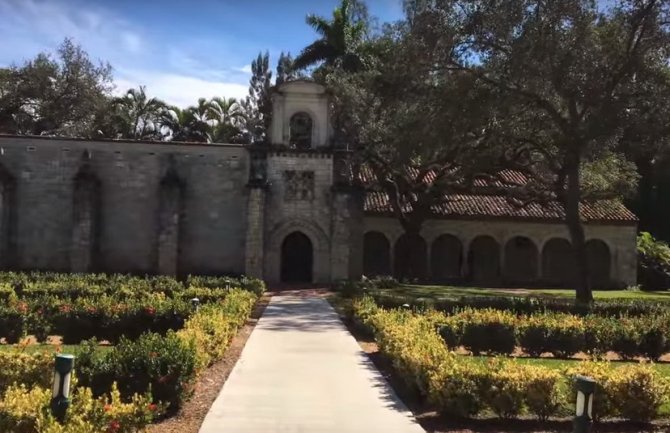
[0,271,264,433]
[374,284,670,302]
[348,295,670,424]
[338,278,670,317]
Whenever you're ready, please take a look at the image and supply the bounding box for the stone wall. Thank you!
[363,216,638,287]
[0,135,639,287]
[0,136,249,275]
[263,151,335,283]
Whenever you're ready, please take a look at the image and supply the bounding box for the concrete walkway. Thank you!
[199,294,425,433]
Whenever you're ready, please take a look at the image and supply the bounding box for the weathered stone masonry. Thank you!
[0,80,638,287]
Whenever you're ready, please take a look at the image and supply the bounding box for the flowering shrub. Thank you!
[75,289,258,413]
[0,382,159,433]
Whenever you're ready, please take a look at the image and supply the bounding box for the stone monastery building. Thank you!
[0,81,638,287]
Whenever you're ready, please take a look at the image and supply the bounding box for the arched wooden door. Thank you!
[281,231,313,283]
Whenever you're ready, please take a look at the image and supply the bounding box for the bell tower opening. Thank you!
[289,112,313,149]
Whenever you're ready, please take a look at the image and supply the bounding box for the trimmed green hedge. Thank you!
[353,297,670,422]
[75,289,257,412]
[0,271,265,344]
[369,291,669,317]
[437,308,670,360]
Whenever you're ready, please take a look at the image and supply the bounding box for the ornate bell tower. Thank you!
[244,79,363,284]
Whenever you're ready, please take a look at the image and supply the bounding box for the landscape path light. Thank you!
[51,354,75,423]
[573,375,596,433]
[191,297,200,311]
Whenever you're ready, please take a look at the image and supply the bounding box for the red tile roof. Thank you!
[359,168,638,224]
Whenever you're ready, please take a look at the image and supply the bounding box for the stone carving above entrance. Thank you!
[284,170,314,201]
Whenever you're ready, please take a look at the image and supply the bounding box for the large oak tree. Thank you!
[399,0,670,301]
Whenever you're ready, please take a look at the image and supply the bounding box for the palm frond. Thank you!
[293,40,338,70]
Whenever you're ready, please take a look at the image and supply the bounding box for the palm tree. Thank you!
[207,97,244,143]
[293,0,367,72]
[159,105,209,143]
[112,86,166,139]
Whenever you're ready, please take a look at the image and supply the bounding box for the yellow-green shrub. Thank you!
[564,361,619,421]
[486,360,528,419]
[523,366,565,420]
[428,360,488,418]
[0,351,53,394]
[177,289,256,371]
[0,382,159,433]
[607,364,670,422]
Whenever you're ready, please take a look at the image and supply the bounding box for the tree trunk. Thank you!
[564,162,593,305]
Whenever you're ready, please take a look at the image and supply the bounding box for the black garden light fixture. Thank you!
[51,354,75,423]
[573,375,596,433]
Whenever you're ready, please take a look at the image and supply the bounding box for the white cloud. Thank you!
[0,0,251,108]
[115,70,249,108]
[237,64,253,74]
[0,0,143,64]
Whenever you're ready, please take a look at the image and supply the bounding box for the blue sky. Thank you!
[0,0,403,107]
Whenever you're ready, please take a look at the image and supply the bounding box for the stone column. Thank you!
[71,165,100,273]
[244,149,268,279]
[244,186,266,278]
[157,176,182,276]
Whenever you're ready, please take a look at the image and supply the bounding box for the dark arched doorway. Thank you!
[585,239,611,289]
[542,238,575,287]
[503,236,539,285]
[431,234,463,282]
[394,233,427,281]
[468,236,500,285]
[363,231,391,277]
[281,231,313,283]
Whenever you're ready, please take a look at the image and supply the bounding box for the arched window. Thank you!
[542,238,574,287]
[289,112,313,149]
[363,232,391,277]
[431,234,463,282]
[585,239,611,289]
[504,236,539,284]
[468,236,500,284]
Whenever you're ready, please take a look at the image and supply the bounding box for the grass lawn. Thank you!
[465,354,670,378]
[373,284,670,302]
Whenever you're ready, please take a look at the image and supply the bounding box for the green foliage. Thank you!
[637,232,670,290]
[0,383,159,433]
[293,0,367,73]
[0,351,53,395]
[73,288,258,412]
[356,298,670,421]
[0,271,262,344]
[438,308,670,360]
[369,289,669,317]
[0,38,113,136]
[456,309,517,355]
[177,289,256,370]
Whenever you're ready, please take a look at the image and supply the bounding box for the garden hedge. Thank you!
[0,271,265,344]
[352,296,670,422]
[76,288,257,412]
[437,308,670,360]
[0,287,258,419]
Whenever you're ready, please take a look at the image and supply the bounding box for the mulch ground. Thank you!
[333,301,670,433]
[147,294,271,433]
